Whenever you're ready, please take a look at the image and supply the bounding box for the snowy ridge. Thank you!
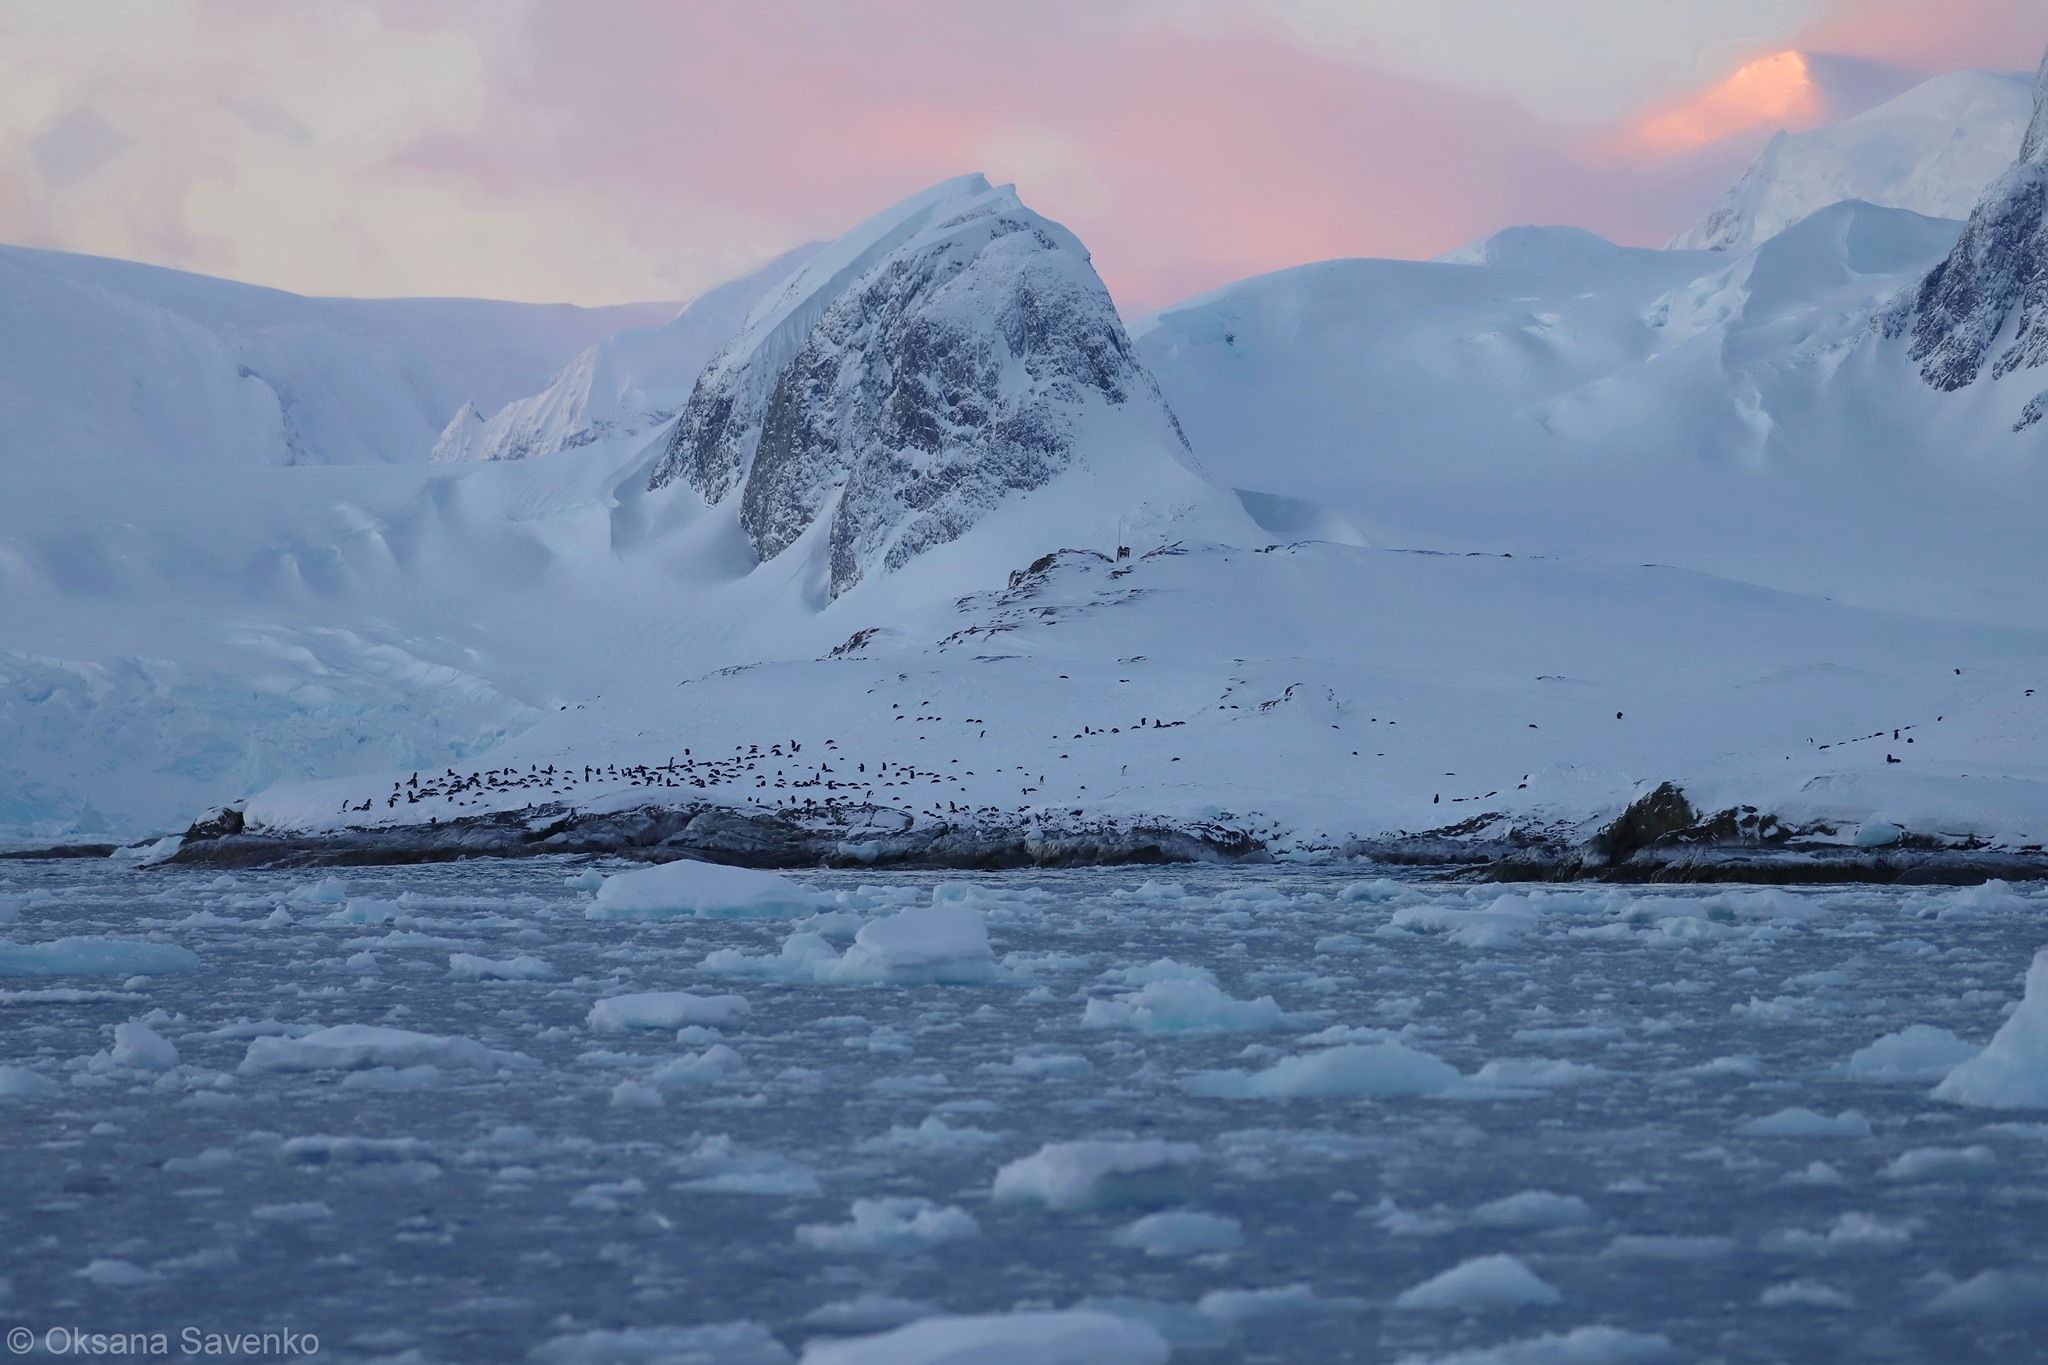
[431,245,820,465]
[0,244,672,468]
[1672,70,2032,254]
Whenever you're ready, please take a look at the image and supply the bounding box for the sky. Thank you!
[1,0,2039,313]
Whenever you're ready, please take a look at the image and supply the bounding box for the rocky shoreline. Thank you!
[67,783,2040,886]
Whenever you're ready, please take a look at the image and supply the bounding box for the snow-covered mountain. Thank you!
[431,245,820,465]
[1673,69,2032,254]
[0,244,674,468]
[8,82,2048,870]
[648,174,1238,596]
[1136,199,2048,627]
[1887,51,2048,425]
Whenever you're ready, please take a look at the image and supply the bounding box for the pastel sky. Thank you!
[2,0,2039,312]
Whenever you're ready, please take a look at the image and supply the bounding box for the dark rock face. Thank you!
[647,181,1187,596]
[182,804,245,841]
[1890,50,2048,391]
[167,802,1269,871]
[1586,782,1698,866]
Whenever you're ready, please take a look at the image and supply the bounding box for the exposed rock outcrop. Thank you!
[647,175,1208,596]
[1888,49,2048,391]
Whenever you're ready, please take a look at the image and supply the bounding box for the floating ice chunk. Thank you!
[284,877,349,905]
[671,1133,819,1196]
[0,1064,61,1098]
[1187,1042,1462,1100]
[251,1200,333,1224]
[1782,1161,1846,1187]
[1470,1191,1592,1229]
[1760,1212,1914,1256]
[801,1294,937,1332]
[1841,1025,1979,1082]
[827,904,999,984]
[1467,1058,1600,1090]
[1196,1283,1359,1322]
[798,1309,1167,1365]
[610,1080,663,1109]
[1388,893,1540,949]
[314,897,405,926]
[1928,880,2032,920]
[340,1065,444,1092]
[280,1135,437,1165]
[76,1258,163,1288]
[1736,1108,1871,1138]
[1852,821,1904,848]
[703,932,840,980]
[1923,1268,2048,1321]
[532,1321,792,1364]
[1882,1145,1996,1180]
[588,991,750,1032]
[110,1021,178,1071]
[1933,948,2048,1110]
[856,1116,1002,1154]
[588,859,821,920]
[1601,1235,1735,1260]
[795,1197,980,1255]
[0,937,201,977]
[1112,1210,1244,1257]
[1395,1254,1562,1311]
[992,1139,1200,1211]
[1400,1325,1675,1363]
[1099,959,1216,988]
[239,1024,531,1074]
[1758,1280,1853,1310]
[648,1044,744,1087]
[448,953,552,981]
[1083,977,1302,1034]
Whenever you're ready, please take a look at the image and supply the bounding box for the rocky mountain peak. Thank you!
[1888,47,2048,398]
[647,175,1204,596]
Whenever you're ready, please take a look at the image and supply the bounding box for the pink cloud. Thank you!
[1797,0,2044,71]
[397,1,1769,308]
[16,1,2035,308]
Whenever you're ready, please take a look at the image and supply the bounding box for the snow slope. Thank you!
[1138,201,2048,628]
[1672,70,2033,253]
[432,245,820,465]
[0,244,673,468]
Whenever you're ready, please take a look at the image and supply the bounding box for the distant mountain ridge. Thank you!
[1673,69,2032,253]
[1887,51,2048,422]
[432,244,820,465]
[0,243,673,467]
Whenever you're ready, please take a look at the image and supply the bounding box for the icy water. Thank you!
[4,860,2048,1364]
